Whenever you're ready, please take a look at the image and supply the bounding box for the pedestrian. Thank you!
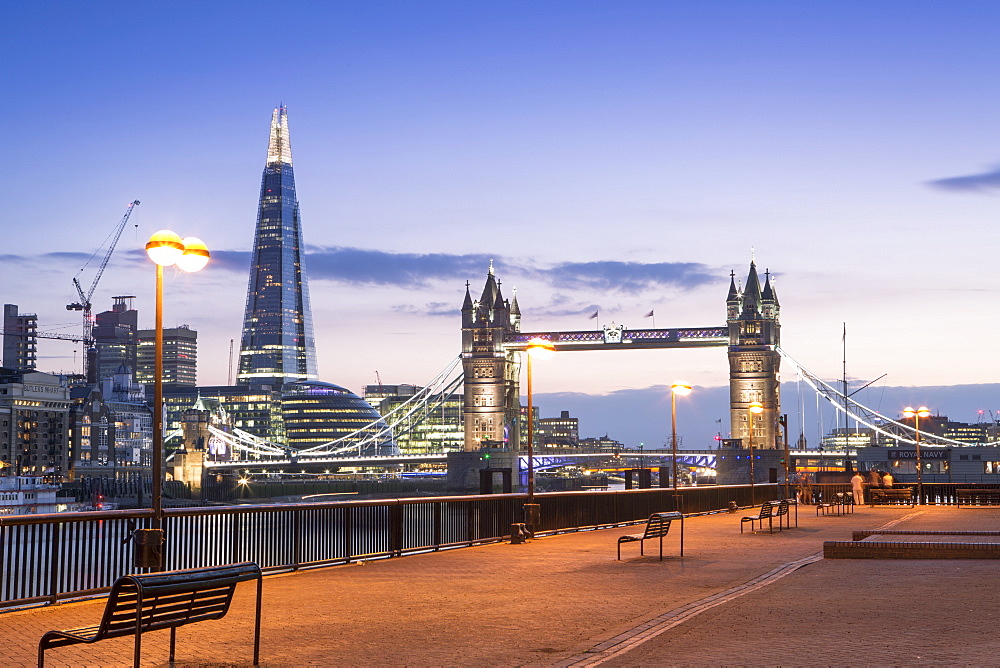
[867,468,881,488]
[799,471,813,505]
[882,470,894,488]
[851,470,865,506]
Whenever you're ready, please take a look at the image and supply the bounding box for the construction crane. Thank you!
[66,200,140,373]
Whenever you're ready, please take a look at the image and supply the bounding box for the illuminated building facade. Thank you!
[537,410,579,449]
[0,370,71,477]
[137,325,197,387]
[727,260,781,449]
[92,296,137,382]
[237,105,317,388]
[282,381,396,456]
[460,264,522,451]
[364,384,463,455]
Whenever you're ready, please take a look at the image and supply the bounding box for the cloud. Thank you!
[202,247,717,296]
[927,165,1000,192]
[545,260,715,293]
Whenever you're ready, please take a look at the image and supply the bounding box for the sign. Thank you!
[888,449,949,460]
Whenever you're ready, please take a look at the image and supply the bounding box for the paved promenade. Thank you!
[6,503,1000,667]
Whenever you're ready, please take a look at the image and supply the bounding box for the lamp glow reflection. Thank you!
[145,231,210,569]
[748,401,764,487]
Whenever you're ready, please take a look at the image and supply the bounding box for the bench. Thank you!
[765,499,794,531]
[617,512,684,560]
[38,562,262,668]
[868,487,914,506]
[816,493,854,516]
[741,501,775,533]
[957,489,1000,507]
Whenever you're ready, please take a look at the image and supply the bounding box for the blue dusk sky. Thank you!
[3,1,1000,448]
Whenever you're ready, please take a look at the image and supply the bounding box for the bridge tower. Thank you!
[727,260,782,452]
[461,263,522,452]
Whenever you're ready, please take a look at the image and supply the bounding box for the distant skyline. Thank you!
[3,2,1000,447]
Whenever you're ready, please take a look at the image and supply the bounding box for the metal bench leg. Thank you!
[169,625,177,665]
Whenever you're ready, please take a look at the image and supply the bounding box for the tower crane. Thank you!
[67,200,140,373]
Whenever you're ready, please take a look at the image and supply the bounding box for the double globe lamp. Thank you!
[141,231,209,569]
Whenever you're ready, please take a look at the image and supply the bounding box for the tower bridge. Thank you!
[175,257,986,493]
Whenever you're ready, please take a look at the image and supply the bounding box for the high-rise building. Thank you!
[237,105,317,388]
[3,304,37,371]
[136,325,197,387]
[92,296,137,382]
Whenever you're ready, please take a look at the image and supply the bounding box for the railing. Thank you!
[0,484,781,610]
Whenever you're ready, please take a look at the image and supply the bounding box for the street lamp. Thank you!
[524,337,554,530]
[670,382,692,492]
[903,406,930,503]
[142,231,209,569]
[747,401,764,486]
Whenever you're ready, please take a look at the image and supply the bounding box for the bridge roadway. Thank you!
[203,449,725,471]
[204,448,845,472]
[6,504,997,666]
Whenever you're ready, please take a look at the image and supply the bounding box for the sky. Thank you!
[3,1,1000,449]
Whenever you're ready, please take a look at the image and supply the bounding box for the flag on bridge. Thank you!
[644,310,654,318]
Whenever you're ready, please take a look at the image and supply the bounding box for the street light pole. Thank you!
[903,406,930,504]
[524,338,554,532]
[142,231,209,570]
[670,382,692,490]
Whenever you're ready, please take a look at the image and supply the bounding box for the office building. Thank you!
[2,304,37,371]
[283,381,396,456]
[0,369,71,477]
[137,325,197,387]
[364,384,463,455]
[237,105,318,388]
[92,296,137,382]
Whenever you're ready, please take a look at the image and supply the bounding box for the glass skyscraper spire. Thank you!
[237,106,318,387]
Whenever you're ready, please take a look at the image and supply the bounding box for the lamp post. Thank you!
[747,401,764,487]
[670,382,692,491]
[524,337,554,530]
[903,406,930,504]
[143,231,209,569]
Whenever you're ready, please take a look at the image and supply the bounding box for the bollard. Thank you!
[510,523,530,544]
[133,528,164,569]
[523,503,540,532]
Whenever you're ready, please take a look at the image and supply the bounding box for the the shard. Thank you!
[237,106,318,387]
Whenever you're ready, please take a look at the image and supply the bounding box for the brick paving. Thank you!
[5,504,1000,667]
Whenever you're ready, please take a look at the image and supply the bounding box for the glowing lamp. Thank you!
[671,381,693,396]
[145,230,184,266]
[526,337,555,360]
[903,406,930,419]
[177,237,210,273]
[749,401,764,415]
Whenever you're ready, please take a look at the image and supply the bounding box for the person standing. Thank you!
[867,468,881,489]
[851,470,865,506]
[882,470,894,487]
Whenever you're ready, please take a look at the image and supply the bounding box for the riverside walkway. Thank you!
[4,504,999,666]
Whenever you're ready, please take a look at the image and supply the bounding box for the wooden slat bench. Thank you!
[957,489,1000,507]
[617,512,684,560]
[869,488,914,506]
[38,562,262,668]
[741,502,775,533]
[817,493,854,516]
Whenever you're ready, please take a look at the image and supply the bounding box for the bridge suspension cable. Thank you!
[296,355,464,457]
[777,347,998,448]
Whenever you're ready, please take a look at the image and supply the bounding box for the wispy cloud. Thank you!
[58,245,718,296]
[545,260,714,293]
[927,165,1000,192]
